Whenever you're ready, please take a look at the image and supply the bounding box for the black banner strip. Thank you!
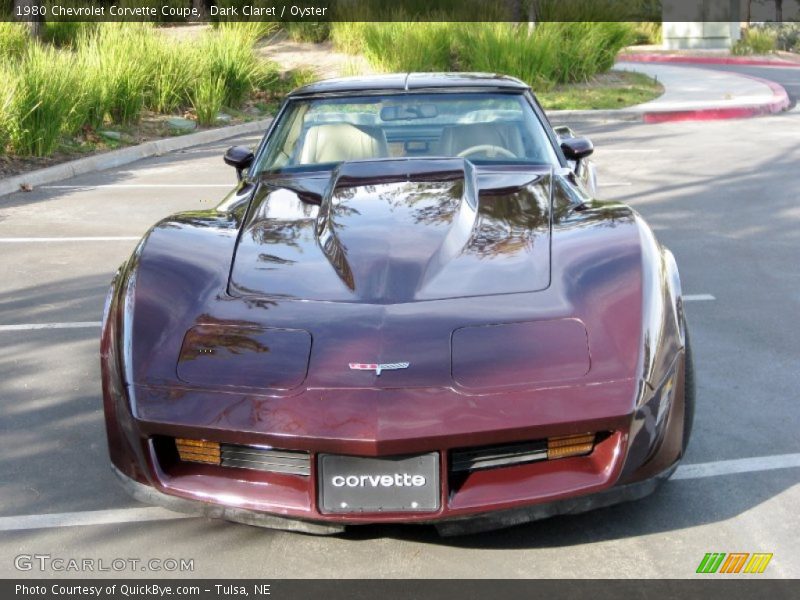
[2,0,799,23]
[3,580,800,600]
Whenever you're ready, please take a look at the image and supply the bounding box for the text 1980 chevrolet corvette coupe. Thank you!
[101,73,694,535]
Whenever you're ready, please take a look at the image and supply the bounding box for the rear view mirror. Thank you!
[224,146,254,180]
[560,137,594,162]
[380,103,439,121]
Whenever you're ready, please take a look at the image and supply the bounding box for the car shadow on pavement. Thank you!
[0,273,138,517]
[337,468,795,547]
[0,134,259,211]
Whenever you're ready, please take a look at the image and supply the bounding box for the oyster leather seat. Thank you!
[299,123,389,164]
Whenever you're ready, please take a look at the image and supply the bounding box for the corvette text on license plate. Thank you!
[318,453,440,513]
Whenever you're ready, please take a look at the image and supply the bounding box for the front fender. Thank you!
[638,216,684,391]
[619,216,687,482]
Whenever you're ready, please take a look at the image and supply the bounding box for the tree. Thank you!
[192,0,207,18]
[13,0,44,39]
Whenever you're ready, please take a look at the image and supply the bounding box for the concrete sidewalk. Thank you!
[616,62,788,112]
[551,61,790,124]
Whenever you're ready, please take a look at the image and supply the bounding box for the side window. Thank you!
[257,103,307,170]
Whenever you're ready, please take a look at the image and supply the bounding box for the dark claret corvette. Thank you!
[101,73,694,535]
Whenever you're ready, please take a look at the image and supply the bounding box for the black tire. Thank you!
[682,322,695,454]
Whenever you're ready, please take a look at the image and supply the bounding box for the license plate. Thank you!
[318,453,440,513]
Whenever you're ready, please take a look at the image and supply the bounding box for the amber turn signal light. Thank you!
[547,433,595,460]
[175,438,221,465]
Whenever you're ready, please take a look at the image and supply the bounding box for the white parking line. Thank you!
[683,294,716,302]
[0,237,140,243]
[43,184,232,189]
[0,452,797,532]
[672,453,800,480]
[599,148,659,153]
[0,322,101,332]
[0,507,192,532]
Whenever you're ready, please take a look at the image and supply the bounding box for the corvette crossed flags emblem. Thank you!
[349,362,410,376]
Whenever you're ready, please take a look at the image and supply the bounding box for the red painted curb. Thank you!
[620,53,800,68]
[641,73,790,124]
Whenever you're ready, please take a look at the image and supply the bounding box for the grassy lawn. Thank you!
[537,71,663,110]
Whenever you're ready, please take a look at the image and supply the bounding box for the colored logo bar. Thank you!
[696,553,773,574]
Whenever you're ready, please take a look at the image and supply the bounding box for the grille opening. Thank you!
[451,440,548,473]
[220,444,310,476]
[449,432,605,490]
[172,438,310,476]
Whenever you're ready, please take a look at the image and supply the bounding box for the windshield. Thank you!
[253,92,559,174]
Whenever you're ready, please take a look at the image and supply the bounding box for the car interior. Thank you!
[295,121,530,165]
[257,93,559,172]
[298,123,390,164]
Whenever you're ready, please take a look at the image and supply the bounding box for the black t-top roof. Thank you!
[289,73,530,96]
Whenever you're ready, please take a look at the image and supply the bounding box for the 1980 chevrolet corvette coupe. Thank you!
[101,73,694,535]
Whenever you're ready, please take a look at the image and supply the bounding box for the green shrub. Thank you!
[732,28,777,56]
[0,65,15,152]
[209,17,278,42]
[284,22,331,43]
[78,24,153,125]
[286,67,318,89]
[73,47,107,130]
[748,28,777,54]
[0,21,28,59]
[360,20,455,72]
[762,23,800,53]
[42,21,97,48]
[631,22,662,45]
[252,59,281,92]
[270,68,318,96]
[340,22,636,89]
[192,76,226,126]
[0,21,313,158]
[457,24,554,89]
[330,22,367,55]
[7,44,85,156]
[144,38,196,114]
[197,23,262,107]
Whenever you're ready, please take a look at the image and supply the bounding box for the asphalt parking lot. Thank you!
[1,105,798,578]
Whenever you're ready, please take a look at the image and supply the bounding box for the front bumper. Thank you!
[112,460,678,536]
[104,325,689,535]
[112,465,345,535]
[104,372,688,534]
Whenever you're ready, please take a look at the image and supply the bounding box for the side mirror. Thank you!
[224,146,254,180]
[560,137,594,162]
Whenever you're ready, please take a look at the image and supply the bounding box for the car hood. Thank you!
[228,158,552,303]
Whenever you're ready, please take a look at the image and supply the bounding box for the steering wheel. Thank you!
[457,145,517,159]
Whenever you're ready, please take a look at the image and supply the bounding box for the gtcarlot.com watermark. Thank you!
[14,554,194,573]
